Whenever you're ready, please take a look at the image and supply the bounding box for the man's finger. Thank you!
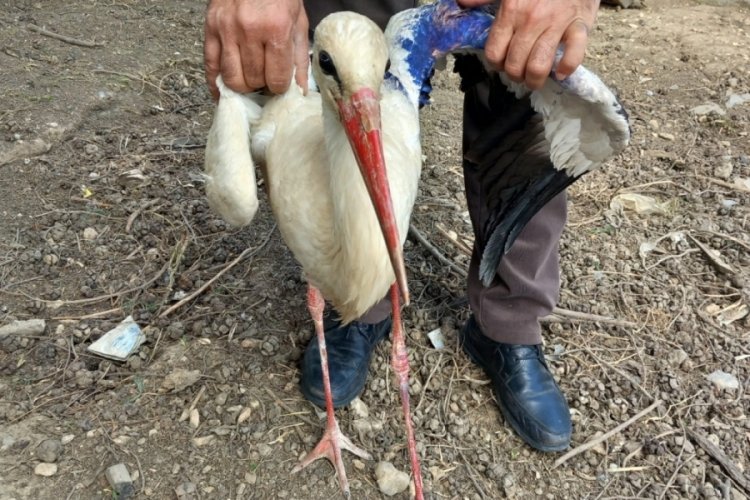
[238,43,266,92]
[524,29,561,90]
[292,12,310,94]
[484,14,514,69]
[456,0,495,6]
[265,40,294,94]
[204,35,222,100]
[556,20,589,80]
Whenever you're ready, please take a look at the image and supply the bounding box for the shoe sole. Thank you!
[461,329,569,453]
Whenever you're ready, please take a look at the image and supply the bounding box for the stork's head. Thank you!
[312,13,409,305]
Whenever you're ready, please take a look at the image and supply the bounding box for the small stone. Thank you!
[82,227,98,240]
[61,434,75,445]
[161,369,201,392]
[0,319,46,338]
[714,156,734,179]
[189,408,200,429]
[350,397,369,419]
[689,103,726,116]
[667,349,689,368]
[245,471,257,485]
[192,435,214,447]
[353,459,366,471]
[84,144,99,155]
[36,439,62,463]
[34,462,58,476]
[257,443,273,457]
[658,132,675,141]
[237,407,252,424]
[175,482,197,500]
[43,254,59,265]
[105,463,134,499]
[375,461,410,496]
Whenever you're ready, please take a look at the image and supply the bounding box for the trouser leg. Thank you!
[460,58,567,346]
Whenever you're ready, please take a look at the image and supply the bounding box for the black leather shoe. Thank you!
[300,315,391,408]
[460,315,571,451]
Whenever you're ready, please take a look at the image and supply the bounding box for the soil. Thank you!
[1,1,749,499]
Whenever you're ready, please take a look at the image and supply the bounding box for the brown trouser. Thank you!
[306,1,566,345]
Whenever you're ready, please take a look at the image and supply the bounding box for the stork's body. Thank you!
[258,71,420,323]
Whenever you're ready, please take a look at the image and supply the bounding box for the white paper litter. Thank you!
[427,328,445,350]
[87,315,145,361]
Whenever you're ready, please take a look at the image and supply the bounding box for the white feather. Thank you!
[204,77,264,227]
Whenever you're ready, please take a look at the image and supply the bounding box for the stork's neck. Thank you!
[384,0,493,108]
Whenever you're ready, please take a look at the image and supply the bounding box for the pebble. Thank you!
[43,254,59,265]
[192,435,215,447]
[105,463,135,499]
[82,227,98,240]
[667,349,689,368]
[189,408,200,429]
[61,434,75,445]
[175,482,197,500]
[658,132,675,141]
[353,459,366,471]
[714,156,733,179]
[689,103,726,116]
[36,439,62,463]
[84,144,99,155]
[161,369,201,392]
[375,461,410,496]
[0,319,46,338]
[350,397,369,419]
[34,462,58,476]
[237,407,252,424]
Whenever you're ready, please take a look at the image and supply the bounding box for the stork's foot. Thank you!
[300,315,391,408]
[293,416,372,496]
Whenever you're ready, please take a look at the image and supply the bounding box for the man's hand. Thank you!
[457,0,600,90]
[204,0,309,99]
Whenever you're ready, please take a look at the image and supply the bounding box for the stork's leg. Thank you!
[293,285,372,497]
[389,284,424,500]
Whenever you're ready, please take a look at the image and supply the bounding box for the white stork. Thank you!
[203,1,630,498]
[205,11,424,499]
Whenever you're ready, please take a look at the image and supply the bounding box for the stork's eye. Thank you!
[385,59,391,73]
[319,51,338,79]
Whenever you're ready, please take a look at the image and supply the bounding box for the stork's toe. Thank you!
[300,315,391,408]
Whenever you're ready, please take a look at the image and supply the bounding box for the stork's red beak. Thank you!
[338,88,409,306]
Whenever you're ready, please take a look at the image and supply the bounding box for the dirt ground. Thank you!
[1,1,749,499]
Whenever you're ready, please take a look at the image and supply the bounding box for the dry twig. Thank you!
[696,175,750,195]
[27,23,104,47]
[554,400,661,468]
[687,428,750,494]
[409,224,467,278]
[159,225,275,318]
[545,307,637,328]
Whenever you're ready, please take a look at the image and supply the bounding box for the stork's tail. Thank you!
[204,77,264,228]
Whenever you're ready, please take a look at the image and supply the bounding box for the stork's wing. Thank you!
[204,77,265,227]
[384,0,631,285]
[458,55,631,286]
